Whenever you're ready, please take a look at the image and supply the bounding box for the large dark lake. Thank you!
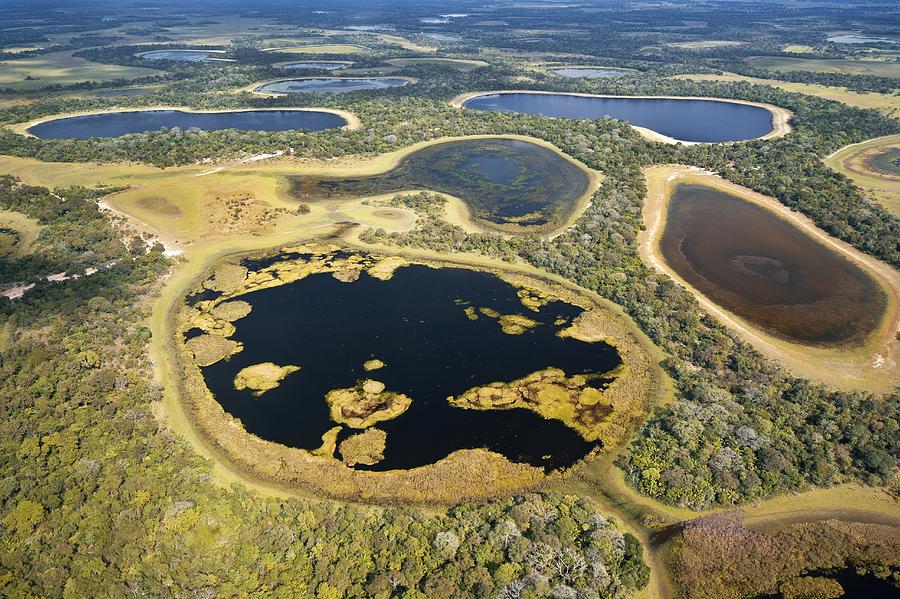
[291,138,591,232]
[28,109,347,139]
[659,184,885,345]
[255,77,410,94]
[463,92,776,142]
[199,264,619,470]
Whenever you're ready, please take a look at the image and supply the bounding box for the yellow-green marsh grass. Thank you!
[0,210,42,258]
[824,134,900,216]
[640,165,900,393]
[675,73,900,118]
[449,90,793,145]
[783,45,815,54]
[0,50,161,91]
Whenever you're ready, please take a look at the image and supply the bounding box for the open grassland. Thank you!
[750,56,900,78]
[675,73,900,119]
[783,45,814,54]
[640,165,900,394]
[824,134,900,217]
[0,51,161,91]
[0,209,41,258]
[386,57,488,71]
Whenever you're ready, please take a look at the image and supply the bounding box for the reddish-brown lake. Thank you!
[659,183,886,345]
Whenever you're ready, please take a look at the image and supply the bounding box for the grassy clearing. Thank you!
[824,134,900,216]
[639,165,900,394]
[0,51,161,91]
[783,45,814,54]
[0,209,42,257]
[386,57,487,71]
[750,55,900,78]
[675,73,900,118]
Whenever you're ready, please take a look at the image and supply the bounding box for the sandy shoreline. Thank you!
[448,90,794,145]
[7,105,363,136]
[638,165,900,393]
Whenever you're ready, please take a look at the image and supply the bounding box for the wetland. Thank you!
[659,183,886,346]
[290,138,593,233]
[173,245,657,501]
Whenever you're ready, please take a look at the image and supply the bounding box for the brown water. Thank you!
[659,184,886,345]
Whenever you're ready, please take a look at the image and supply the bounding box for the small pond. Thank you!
[281,61,352,70]
[659,183,886,345]
[551,67,632,78]
[462,92,776,143]
[198,262,618,471]
[289,138,591,232]
[756,567,899,598]
[255,77,410,94]
[867,147,900,178]
[422,32,463,42]
[828,34,897,44]
[27,109,347,139]
[139,49,231,62]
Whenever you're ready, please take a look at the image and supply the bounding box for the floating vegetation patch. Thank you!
[234,363,300,396]
[290,138,592,234]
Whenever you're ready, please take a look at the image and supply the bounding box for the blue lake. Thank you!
[281,61,352,70]
[28,109,347,139]
[463,92,777,143]
[552,68,632,78]
[255,77,410,94]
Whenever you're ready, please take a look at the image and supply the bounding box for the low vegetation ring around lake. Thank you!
[171,244,657,503]
[12,107,362,139]
[450,90,793,144]
[640,165,900,393]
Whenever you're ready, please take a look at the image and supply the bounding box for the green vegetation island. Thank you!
[0,1,898,598]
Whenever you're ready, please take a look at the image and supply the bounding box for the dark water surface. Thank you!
[659,184,885,345]
[291,138,590,231]
[255,77,410,94]
[200,264,620,471]
[868,147,900,178]
[757,568,899,598]
[463,92,776,142]
[28,109,347,139]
